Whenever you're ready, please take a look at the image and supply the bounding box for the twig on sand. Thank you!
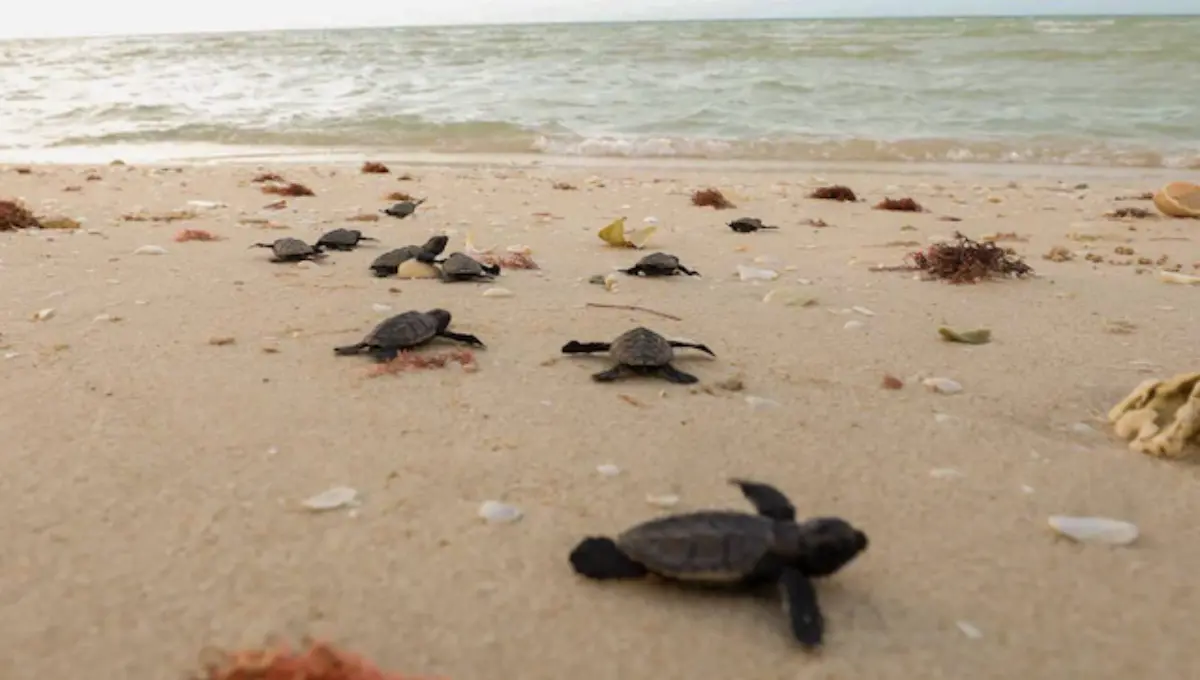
[585,302,682,321]
[868,264,919,272]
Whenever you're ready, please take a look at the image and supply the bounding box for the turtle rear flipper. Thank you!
[668,340,716,357]
[729,479,797,521]
[676,265,701,277]
[657,363,698,384]
[779,567,824,648]
[482,263,501,276]
[438,329,486,348]
[591,365,630,382]
[570,537,649,580]
[562,341,611,354]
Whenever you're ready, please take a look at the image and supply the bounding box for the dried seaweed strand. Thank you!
[585,302,682,321]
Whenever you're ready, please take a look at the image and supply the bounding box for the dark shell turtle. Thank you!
[333,308,485,361]
[569,478,869,649]
[369,235,450,277]
[316,228,377,251]
[439,252,501,282]
[620,252,699,277]
[381,198,426,219]
[250,237,325,263]
[728,217,779,233]
[561,326,714,384]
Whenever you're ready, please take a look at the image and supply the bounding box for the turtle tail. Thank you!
[569,537,648,580]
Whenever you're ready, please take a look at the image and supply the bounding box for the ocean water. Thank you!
[0,16,1198,167]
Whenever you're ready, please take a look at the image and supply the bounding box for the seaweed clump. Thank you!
[875,197,925,212]
[251,172,284,183]
[0,200,43,231]
[905,231,1033,283]
[691,188,735,209]
[195,638,442,680]
[261,181,315,197]
[361,161,390,174]
[808,185,857,202]
[385,191,416,201]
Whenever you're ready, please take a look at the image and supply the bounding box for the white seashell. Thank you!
[478,500,522,524]
[371,303,392,313]
[923,377,963,394]
[737,264,779,281]
[32,308,56,321]
[187,200,226,209]
[133,245,166,255]
[301,486,360,511]
[745,395,781,411]
[646,494,680,508]
[844,320,864,330]
[957,621,983,639]
[1158,270,1200,285]
[482,287,514,298]
[1048,515,1138,545]
[851,305,876,316]
[596,464,621,477]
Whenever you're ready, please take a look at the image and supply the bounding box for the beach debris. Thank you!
[361,161,389,174]
[301,486,360,511]
[881,374,904,389]
[31,308,55,321]
[335,309,485,362]
[498,251,539,269]
[13,167,31,174]
[370,236,449,277]
[1108,372,1200,458]
[208,336,235,346]
[930,468,965,480]
[596,464,621,477]
[620,252,700,277]
[956,621,984,640]
[1158,270,1200,285]
[937,326,992,345]
[981,232,1028,243]
[261,181,315,197]
[1116,192,1154,201]
[482,287,513,298]
[0,200,43,231]
[1044,246,1075,262]
[715,374,745,391]
[843,320,864,330]
[262,199,288,210]
[194,638,441,680]
[851,306,875,316]
[316,228,377,251]
[584,302,681,321]
[598,216,656,249]
[552,181,578,190]
[645,493,680,508]
[347,212,380,222]
[746,395,782,411]
[561,326,714,384]
[923,377,963,395]
[121,209,198,223]
[903,232,1033,283]
[1048,516,1139,546]
[382,198,425,219]
[392,259,438,279]
[93,313,122,323]
[727,217,779,233]
[134,244,168,255]
[41,217,81,230]
[1105,207,1154,220]
[440,252,500,282]
[187,200,226,210]
[463,233,541,269]
[1152,181,1200,218]
[250,171,284,183]
[762,287,818,307]
[384,190,416,201]
[691,187,735,209]
[736,264,779,281]
[479,500,522,524]
[875,197,925,212]
[570,479,868,650]
[1103,319,1137,335]
[366,348,477,377]
[618,393,645,407]
[175,229,220,242]
[808,185,857,202]
[251,238,324,263]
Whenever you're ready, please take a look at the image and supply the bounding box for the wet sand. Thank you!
[2,160,1199,679]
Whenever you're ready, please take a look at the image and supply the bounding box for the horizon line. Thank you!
[1,12,1194,42]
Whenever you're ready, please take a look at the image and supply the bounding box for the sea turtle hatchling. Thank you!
[381,198,427,220]
[249,237,325,263]
[439,252,501,282]
[333,308,485,361]
[727,217,779,233]
[316,228,378,251]
[619,252,700,277]
[561,326,714,384]
[569,478,869,649]
[369,235,450,277]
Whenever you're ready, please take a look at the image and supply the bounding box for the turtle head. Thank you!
[789,517,868,578]
[423,235,450,254]
[426,308,452,332]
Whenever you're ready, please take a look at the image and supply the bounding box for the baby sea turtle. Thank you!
[728,217,779,233]
[249,237,325,263]
[440,252,501,282]
[619,252,700,277]
[569,478,869,649]
[333,308,485,361]
[369,235,450,277]
[561,326,714,384]
[316,228,378,251]
[381,198,426,220]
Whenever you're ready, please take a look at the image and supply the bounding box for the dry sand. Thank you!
[2,160,1199,679]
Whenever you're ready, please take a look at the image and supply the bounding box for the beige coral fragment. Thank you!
[1108,372,1200,458]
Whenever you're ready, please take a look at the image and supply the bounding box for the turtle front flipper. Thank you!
[668,340,716,357]
[729,479,797,521]
[591,364,630,382]
[439,330,486,348]
[562,341,611,354]
[676,265,701,277]
[569,537,649,580]
[334,342,369,356]
[657,363,698,384]
[619,265,643,276]
[779,566,824,649]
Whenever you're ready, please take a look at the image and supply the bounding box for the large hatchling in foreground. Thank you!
[334,309,485,362]
[561,326,714,384]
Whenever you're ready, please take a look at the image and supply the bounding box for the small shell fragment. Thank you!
[646,494,680,508]
[482,287,514,298]
[596,464,621,477]
[956,621,983,639]
[478,500,523,524]
[301,486,360,511]
[938,326,992,344]
[923,377,963,394]
[1158,270,1200,285]
[737,265,779,281]
[32,308,56,321]
[745,395,781,411]
[1048,515,1138,545]
[133,245,167,255]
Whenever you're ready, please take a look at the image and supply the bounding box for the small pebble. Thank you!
[844,320,864,330]
[737,264,779,281]
[479,500,523,524]
[32,308,56,321]
[923,377,963,394]
[1048,515,1139,545]
[646,494,680,508]
[596,464,621,477]
[208,336,235,346]
[301,486,360,511]
[482,287,514,298]
[133,245,167,255]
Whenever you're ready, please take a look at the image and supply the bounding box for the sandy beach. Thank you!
[2,158,1199,679]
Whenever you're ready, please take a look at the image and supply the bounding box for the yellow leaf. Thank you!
[597,216,656,249]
